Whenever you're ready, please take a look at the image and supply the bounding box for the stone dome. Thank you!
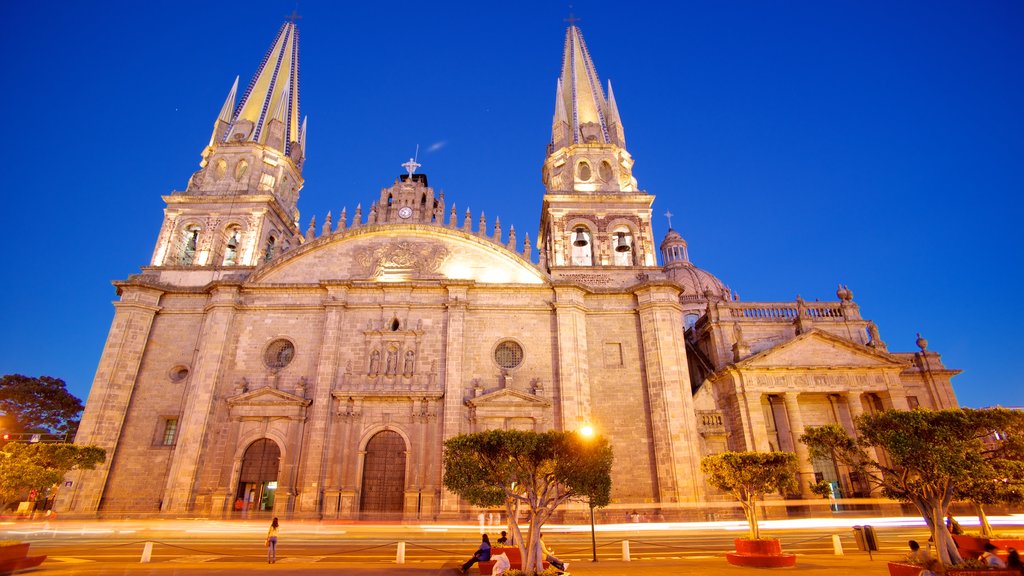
[660,228,730,299]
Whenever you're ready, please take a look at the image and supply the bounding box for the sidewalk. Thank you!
[34,553,895,575]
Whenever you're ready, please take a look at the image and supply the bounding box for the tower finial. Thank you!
[287,2,302,23]
[402,146,421,177]
[664,210,674,230]
[565,6,580,27]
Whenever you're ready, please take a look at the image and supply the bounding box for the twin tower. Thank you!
[150,20,658,280]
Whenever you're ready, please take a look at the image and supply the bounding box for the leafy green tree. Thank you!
[700,451,798,540]
[0,375,84,436]
[955,413,1024,537]
[0,442,105,509]
[442,429,613,574]
[800,408,1024,566]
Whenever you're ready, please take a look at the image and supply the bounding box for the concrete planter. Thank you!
[726,538,796,567]
[952,534,1024,560]
[889,561,1020,576]
[0,542,46,573]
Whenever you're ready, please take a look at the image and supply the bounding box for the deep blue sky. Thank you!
[1,1,1021,408]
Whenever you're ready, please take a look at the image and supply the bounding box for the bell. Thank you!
[572,227,589,247]
[615,232,631,252]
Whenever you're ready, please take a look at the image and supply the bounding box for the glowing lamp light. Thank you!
[579,423,594,438]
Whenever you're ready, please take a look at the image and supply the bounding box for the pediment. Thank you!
[466,387,552,409]
[227,386,311,420]
[735,329,907,370]
[249,226,548,285]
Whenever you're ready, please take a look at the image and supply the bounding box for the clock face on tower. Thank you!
[398,207,413,219]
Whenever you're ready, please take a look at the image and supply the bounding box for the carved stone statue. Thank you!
[369,350,380,375]
[403,350,415,376]
[386,349,397,375]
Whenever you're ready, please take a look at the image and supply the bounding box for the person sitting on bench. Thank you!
[461,533,491,574]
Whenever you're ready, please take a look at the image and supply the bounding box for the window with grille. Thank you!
[494,340,524,369]
[264,339,295,369]
[161,418,178,446]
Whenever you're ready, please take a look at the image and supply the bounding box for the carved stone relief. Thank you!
[354,241,449,279]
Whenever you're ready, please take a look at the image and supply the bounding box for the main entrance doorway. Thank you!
[236,438,280,515]
[359,430,406,519]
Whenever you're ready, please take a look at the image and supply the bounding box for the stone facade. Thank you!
[56,22,959,518]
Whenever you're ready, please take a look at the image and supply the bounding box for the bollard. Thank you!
[140,541,153,563]
[622,539,631,562]
[832,534,844,556]
[396,541,406,564]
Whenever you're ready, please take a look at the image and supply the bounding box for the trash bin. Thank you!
[852,525,878,552]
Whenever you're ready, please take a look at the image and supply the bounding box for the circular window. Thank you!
[599,160,613,182]
[577,161,592,181]
[494,340,524,370]
[264,339,296,369]
[168,366,190,382]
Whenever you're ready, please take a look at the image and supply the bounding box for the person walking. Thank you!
[266,517,280,564]
[461,533,491,574]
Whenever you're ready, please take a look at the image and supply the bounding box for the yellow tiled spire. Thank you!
[227,21,302,156]
[557,25,620,146]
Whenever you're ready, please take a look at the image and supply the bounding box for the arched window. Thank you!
[577,161,592,182]
[264,235,276,263]
[215,159,227,180]
[684,313,700,331]
[235,160,249,181]
[610,227,635,266]
[599,160,613,182]
[222,225,241,266]
[568,226,593,266]
[180,225,201,265]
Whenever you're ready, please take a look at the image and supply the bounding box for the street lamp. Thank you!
[577,423,597,562]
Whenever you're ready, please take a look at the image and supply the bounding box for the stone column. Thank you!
[295,286,348,514]
[635,284,703,502]
[55,285,164,514]
[782,392,815,498]
[553,286,591,431]
[161,285,240,513]
[439,284,469,514]
[846,392,882,495]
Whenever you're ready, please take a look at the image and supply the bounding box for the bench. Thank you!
[478,546,549,574]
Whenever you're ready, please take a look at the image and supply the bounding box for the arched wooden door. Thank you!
[236,439,281,515]
[359,430,406,519]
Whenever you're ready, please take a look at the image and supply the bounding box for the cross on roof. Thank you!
[402,157,421,177]
[564,8,581,27]
[664,210,674,229]
[286,7,302,23]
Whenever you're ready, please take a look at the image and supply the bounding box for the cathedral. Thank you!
[57,20,960,519]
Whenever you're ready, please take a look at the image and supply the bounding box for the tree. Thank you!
[0,375,84,436]
[955,412,1024,537]
[700,451,798,541]
[0,442,105,510]
[800,408,1024,566]
[442,429,613,574]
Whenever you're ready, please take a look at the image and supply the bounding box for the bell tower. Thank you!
[149,21,307,274]
[538,24,658,273]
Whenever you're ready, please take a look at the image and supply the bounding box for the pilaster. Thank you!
[296,286,349,514]
[553,286,591,430]
[634,284,703,502]
[161,284,240,513]
[440,284,468,513]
